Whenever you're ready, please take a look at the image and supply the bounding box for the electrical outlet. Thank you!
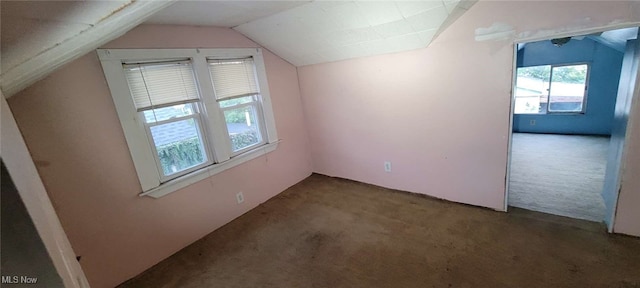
[236,192,244,204]
[384,161,392,172]
[530,119,536,126]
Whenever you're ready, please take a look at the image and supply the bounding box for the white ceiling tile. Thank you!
[1,0,132,71]
[356,1,404,26]
[416,29,439,45]
[2,0,474,72]
[373,19,416,39]
[323,2,370,31]
[307,53,326,64]
[291,4,344,33]
[299,53,330,66]
[313,1,348,10]
[332,46,367,61]
[345,43,380,59]
[146,1,310,27]
[444,0,462,14]
[1,18,91,70]
[328,27,382,47]
[368,33,424,54]
[405,6,449,32]
[311,32,425,65]
[1,1,131,25]
[232,0,472,66]
[443,0,462,5]
[291,36,333,54]
[317,48,351,63]
[394,1,446,18]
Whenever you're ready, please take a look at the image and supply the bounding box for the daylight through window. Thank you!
[99,48,278,197]
[514,64,589,114]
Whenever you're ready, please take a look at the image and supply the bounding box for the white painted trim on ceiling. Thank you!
[1,0,176,98]
[1,93,90,287]
[514,22,640,44]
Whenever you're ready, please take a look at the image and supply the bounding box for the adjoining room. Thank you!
[508,27,639,223]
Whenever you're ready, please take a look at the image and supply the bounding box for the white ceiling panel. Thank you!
[373,19,418,39]
[444,0,462,14]
[1,0,132,72]
[316,2,368,31]
[366,33,424,55]
[329,26,381,47]
[1,19,91,71]
[1,1,130,25]
[234,1,474,66]
[417,28,439,44]
[405,6,449,32]
[358,1,403,26]
[395,1,445,18]
[146,1,310,27]
[2,0,174,97]
[1,0,476,86]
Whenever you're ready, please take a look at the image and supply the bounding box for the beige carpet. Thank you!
[119,174,640,288]
[508,133,609,222]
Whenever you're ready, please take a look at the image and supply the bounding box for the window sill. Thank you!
[515,112,586,115]
[139,141,279,199]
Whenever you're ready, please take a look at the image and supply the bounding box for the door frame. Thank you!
[503,23,640,232]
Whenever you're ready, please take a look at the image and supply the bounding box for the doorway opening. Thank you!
[505,26,640,230]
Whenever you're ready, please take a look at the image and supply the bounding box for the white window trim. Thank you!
[547,62,590,114]
[143,112,214,182]
[98,48,279,198]
[515,62,590,115]
[221,98,268,156]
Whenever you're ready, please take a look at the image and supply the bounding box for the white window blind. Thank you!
[123,60,200,111]
[208,58,259,101]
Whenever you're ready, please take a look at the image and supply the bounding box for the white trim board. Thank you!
[1,0,176,98]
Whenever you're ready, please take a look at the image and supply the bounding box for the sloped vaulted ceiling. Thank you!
[234,0,476,66]
[149,0,477,66]
[1,0,175,97]
[1,0,131,72]
[1,0,475,97]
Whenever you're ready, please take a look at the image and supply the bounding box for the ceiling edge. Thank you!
[1,0,176,98]
[430,0,478,45]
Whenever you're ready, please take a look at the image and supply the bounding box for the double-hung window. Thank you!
[98,48,278,198]
[123,60,212,180]
[208,58,266,153]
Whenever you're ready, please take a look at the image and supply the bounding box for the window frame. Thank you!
[546,63,590,114]
[98,48,279,198]
[219,96,268,156]
[514,62,590,115]
[143,107,213,182]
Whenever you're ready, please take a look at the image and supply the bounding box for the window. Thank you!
[123,61,212,180]
[208,58,265,153]
[514,64,589,114]
[98,49,278,198]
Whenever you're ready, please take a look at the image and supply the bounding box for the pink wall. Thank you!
[298,1,640,216]
[8,25,312,288]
